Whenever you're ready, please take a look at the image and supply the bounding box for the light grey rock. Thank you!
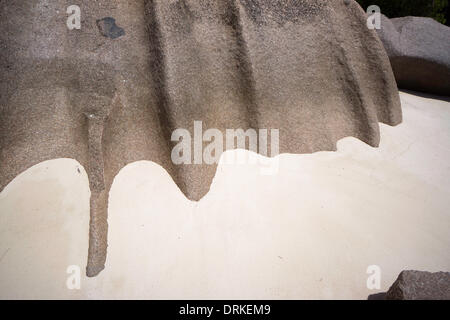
[377,15,450,96]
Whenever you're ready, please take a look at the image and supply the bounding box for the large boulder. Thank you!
[377,15,450,96]
[0,0,401,276]
[386,270,450,300]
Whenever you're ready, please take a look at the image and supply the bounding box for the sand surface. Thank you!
[0,91,449,299]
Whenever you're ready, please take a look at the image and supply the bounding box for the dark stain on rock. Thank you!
[96,17,125,39]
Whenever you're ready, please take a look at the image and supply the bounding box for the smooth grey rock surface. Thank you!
[377,15,450,96]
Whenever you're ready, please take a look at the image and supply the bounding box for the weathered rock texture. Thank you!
[386,271,450,300]
[378,14,450,96]
[0,0,401,276]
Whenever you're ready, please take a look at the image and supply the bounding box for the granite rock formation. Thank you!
[0,0,402,276]
[377,14,450,96]
[386,270,450,300]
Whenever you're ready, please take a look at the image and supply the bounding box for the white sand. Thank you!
[1,91,449,299]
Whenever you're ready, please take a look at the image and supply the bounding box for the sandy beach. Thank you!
[0,90,449,299]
